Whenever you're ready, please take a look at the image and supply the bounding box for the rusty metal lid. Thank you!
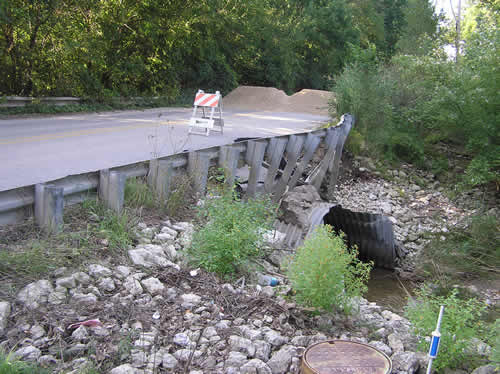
[301,340,392,374]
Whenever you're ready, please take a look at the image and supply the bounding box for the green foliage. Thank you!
[333,29,499,188]
[0,240,66,281]
[189,191,276,276]
[0,349,49,374]
[165,174,193,218]
[125,177,156,209]
[489,319,500,365]
[421,214,500,277]
[344,128,366,155]
[405,286,488,372]
[82,200,136,252]
[0,0,418,98]
[287,225,372,315]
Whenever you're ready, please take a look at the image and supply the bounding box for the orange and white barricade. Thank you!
[188,90,224,136]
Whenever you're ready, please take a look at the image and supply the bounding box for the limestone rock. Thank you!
[391,351,420,374]
[129,244,180,270]
[17,280,54,309]
[228,335,256,357]
[241,358,272,374]
[0,301,11,335]
[181,293,202,308]
[471,365,499,374]
[55,276,76,289]
[141,277,165,295]
[226,351,248,367]
[161,352,179,370]
[98,277,116,292]
[71,292,98,304]
[263,328,288,348]
[267,345,297,374]
[88,264,112,278]
[279,185,322,228]
[14,345,42,361]
[123,276,144,296]
[110,364,140,374]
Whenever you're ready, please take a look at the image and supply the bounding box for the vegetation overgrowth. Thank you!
[0,349,49,374]
[287,225,372,315]
[332,1,499,190]
[405,286,494,372]
[189,189,277,276]
[419,213,500,279]
[1,0,435,98]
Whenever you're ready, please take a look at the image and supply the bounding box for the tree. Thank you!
[396,0,440,55]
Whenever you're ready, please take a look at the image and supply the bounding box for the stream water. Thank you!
[365,268,415,314]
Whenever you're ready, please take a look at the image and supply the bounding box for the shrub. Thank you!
[420,213,500,278]
[188,191,276,276]
[287,225,372,315]
[405,286,488,372]
[333,45,499,189]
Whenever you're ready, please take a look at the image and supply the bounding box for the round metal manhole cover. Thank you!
[301,340,392,374]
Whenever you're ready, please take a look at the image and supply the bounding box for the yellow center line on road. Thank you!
[0,120,189,145]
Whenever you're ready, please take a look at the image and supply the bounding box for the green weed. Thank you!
[124,177,156,209]
[0,349,50,374]
[165,173,194,218]
[188,190,276,276]
[82,200,137,252]
[419,214,500,278]
[405,286,489,372]
[286,225,373,315]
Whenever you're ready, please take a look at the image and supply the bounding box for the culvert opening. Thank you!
[322,205,397,269]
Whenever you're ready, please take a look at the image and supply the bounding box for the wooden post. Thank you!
[218,145,240,187]
[246,140,268,198]
[306,127,341,190]
[287,133,321,189]
[35,183,64,232]
[148,158,176,201]
[99,169,126,213]
[188,151,211,195]
[264,137,288,192]
[273,135,305,201]
[328,115,353,190]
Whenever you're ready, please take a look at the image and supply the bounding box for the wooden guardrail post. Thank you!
[218,146,240,187]
[99,169,126,213]
[246,140,268,198]
[307,127,341,190]
[148,158,176,201]
[273,135,306,201]
[188,151,211,195]
[264,137,288,193]
[35,184,64,232]
[328,115,353,190]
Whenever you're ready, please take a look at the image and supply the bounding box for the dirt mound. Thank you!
[223,86,333,115]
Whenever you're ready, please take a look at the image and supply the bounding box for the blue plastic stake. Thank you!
[426,305,445,374]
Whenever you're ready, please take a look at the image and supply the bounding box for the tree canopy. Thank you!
[1,0,424,97]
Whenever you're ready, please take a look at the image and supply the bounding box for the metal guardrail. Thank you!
[0,114,354,230]
[0,97,81,107]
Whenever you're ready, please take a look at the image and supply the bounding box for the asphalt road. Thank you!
[0,107,329,191]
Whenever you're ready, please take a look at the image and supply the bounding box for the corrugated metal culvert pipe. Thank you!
[276,186,398,269]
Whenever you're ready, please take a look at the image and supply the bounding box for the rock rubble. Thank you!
[0,217,439,374]
[1,169,496,373]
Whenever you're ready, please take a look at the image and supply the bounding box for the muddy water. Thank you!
[365,268,415,314]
